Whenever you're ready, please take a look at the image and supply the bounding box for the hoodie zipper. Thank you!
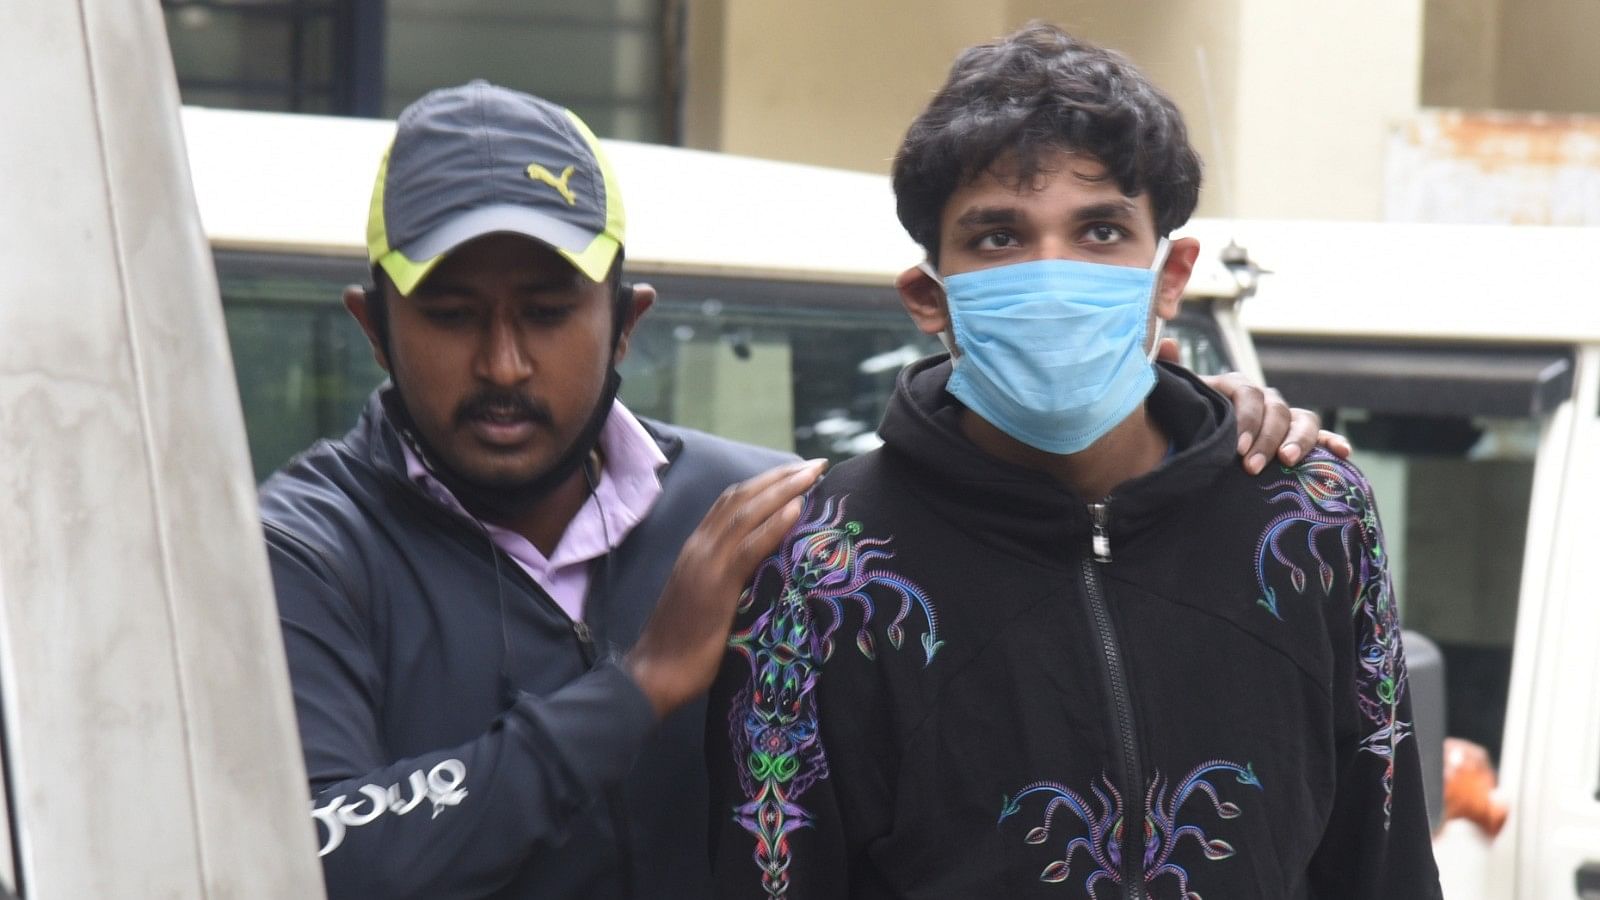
[1082,501,1145,900]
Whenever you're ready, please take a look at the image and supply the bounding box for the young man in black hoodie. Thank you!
[264,81,1328,900]
[708,24,1443,900]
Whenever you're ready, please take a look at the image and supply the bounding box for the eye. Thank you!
[1084,223,1126,244]
[420,307,474,327]
[974,230,1020,251]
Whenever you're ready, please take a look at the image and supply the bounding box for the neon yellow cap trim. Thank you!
[564,109,626,247]
[556,232,621,283]
[375,248,445,297]
[366,142,393,264]
[365,113,624,295]
[368,142,449,295]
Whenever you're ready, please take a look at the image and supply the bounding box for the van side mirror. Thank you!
[1404,629,1446,831]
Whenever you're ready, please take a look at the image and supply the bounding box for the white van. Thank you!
[1176,219,1600,900]
[183,106,1262,481]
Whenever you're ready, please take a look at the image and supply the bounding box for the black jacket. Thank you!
[708,358,1441,899]
[260,388,791,899]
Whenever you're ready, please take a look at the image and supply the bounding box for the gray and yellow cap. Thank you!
[367,80,626,295]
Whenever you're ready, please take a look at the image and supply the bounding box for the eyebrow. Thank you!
[411,275,578,300]
[1071,200,1140,223]
[950,199,1141,235]
[951,206,1021,231]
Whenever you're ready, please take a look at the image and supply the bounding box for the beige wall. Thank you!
[1231,0,1425,219]
[1420,0,1600,114]
[1421,0,1501,109]
[686,0,1425,220]
[1007,0,1245,220]
[1495,0,1600,113]
[686,1,1006,171]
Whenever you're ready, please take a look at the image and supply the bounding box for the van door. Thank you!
[0,2,325,896]
[1490,344,1600,899]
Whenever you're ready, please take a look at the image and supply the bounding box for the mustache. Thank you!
[454,389,553,427]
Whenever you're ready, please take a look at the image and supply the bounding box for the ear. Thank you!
[895,265,950,337]
[612,282,656,365]
[1154,237,1201,320]
[343,283,391,372]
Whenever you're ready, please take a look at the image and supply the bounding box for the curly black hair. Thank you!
[891,22,1202,263]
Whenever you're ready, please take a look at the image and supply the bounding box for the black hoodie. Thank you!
[260,389,792,898]
[708,357,1442,899]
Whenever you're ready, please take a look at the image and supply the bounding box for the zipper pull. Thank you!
[573,621,594,645]
[1088,502,1112,564]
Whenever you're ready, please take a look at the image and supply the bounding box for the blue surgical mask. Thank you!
[921,239,1170,454]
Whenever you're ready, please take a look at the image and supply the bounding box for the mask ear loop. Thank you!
[1145,238,1173,363]
[916,261,959,359]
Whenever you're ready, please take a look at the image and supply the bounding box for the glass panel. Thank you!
[383,0,664,141]
[162,2,343,114]
[216,258,386,482]
[618,292,940,462]
[165,7,293,86]
[178,86,294,112]
[1165,315,1229,377]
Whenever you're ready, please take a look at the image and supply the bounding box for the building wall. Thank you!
[687,0,1424,221]
[1421,0,1502,109]
[1007,0,1244,221]
[1494,0,1600,113]
[1230,0,1425,219]
[686,1,1005,172]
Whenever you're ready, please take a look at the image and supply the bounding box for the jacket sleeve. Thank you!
[267,525,657,900]
[1305,475,1443,899]
[706,548,857,899]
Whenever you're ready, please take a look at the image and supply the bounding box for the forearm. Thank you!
[311,662,656,899]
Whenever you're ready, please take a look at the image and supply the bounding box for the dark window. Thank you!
[163,0,678,140]
[383,0,674,141]
[163,1,356,115]
[215,252,1242,477]
[215,252,383,482]
[1318,409,1538,764]
[1259,338,1567,764]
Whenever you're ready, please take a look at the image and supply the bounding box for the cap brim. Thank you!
[379,205,620,294]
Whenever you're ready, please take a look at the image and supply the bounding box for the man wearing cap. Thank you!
[260,80,817,899]
[258,80,1334,899]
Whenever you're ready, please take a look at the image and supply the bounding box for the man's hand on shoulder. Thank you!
[1156,337,1352,475]
[625,458,828,720]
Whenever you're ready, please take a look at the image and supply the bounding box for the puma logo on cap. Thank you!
[526,163,578,206]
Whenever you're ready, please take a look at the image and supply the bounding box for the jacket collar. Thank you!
[875,356,1238,555]
[347,383,686,499]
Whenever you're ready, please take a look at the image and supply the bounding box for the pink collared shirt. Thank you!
[403,401,668,622]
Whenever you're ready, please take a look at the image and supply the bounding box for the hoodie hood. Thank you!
[874,355,1239,558]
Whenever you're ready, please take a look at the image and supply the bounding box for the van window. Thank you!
[215,252,1241,477]
[216,253,381,482]
[1322,410,1538,763]
[1256,338,1572,765]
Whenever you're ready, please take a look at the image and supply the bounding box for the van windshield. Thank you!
[216,251,1238,478]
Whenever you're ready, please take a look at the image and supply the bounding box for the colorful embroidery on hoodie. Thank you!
[726,494,941,898]
[1254,451,1410,826]
[999,760,1263,898]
